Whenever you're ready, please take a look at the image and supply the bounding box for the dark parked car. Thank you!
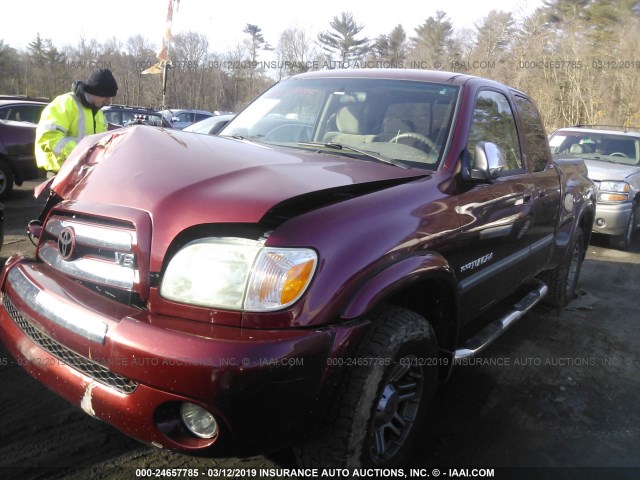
[0,202,4,252]
[0,70,595,467]
[0,96,48,123]
[102,104,169,128]
[0,97,48,198]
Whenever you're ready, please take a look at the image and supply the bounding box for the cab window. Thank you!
[467,91,523,172]
[515,95,551,172]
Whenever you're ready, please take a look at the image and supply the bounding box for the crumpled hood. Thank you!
[53,125,425,233]
[584,159,640,181]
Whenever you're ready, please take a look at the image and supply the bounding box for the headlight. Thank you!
[599,181,629,193]
[597,181,629,202]
[160,237,317,311]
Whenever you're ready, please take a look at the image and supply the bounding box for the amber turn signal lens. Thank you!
[281,260,315,305]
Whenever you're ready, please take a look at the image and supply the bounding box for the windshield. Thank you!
[219,77,459,170]
[550,131,640,166]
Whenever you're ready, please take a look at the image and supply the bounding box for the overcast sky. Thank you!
[3,0,543,52]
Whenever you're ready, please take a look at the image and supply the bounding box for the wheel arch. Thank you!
[341,253,459,357]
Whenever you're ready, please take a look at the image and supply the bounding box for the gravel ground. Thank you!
[1,180,639,480]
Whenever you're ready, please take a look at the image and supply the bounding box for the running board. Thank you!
[454,279,548,360]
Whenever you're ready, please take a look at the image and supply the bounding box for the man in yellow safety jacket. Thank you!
[28,69,118,238]
[35,68,118,175]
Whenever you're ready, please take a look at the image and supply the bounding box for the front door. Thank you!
[455,90,537,321]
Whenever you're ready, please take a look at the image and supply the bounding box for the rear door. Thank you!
[514,94,560,267]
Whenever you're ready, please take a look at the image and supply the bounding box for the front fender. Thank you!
[341,252,457,319]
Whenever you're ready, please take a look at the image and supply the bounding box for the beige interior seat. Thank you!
[378,118,413,142]
[323,104,376,145]
[569,143,584,154]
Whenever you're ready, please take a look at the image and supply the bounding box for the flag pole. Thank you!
[141,0,179,128]
[161,61,169,127]
[160,0,178,127]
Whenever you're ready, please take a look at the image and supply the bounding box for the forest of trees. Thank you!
[1,0,639,131]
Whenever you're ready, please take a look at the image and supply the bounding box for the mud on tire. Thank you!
[295,304,438,468]
[539,228,585,308]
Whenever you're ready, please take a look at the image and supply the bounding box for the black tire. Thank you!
[0,158,14,200]
[295,304,438,468]
[609,200,638,250]
[539,228,585,307]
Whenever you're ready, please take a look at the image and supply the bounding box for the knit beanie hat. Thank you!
[84,68,118,97]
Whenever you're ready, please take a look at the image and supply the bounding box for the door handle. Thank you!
[515,190,533,206]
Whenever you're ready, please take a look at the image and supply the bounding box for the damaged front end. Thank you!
[1,124,423,455]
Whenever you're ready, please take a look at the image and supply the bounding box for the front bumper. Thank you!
[0,257,341,456]
[593,202,632,236]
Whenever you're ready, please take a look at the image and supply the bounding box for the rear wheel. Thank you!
[539,228,585,307]
[295,304,438,468]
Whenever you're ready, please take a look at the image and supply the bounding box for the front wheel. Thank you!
[609,200,638,250]
[0,158,14,200]
[539,228,585,307]
[295,304,438,468]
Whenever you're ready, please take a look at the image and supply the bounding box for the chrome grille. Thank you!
[39,215,139,292]
[3,294,138,394]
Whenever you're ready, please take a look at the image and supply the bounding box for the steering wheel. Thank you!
[389,132,438,153]
[610,152,628,158]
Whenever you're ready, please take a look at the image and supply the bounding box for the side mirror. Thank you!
[464,141,506,182]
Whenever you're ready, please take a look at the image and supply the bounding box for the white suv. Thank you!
[550,125,640,249]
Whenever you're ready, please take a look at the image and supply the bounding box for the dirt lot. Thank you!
[1,180,639,480]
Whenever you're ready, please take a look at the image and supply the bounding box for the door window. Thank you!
[514,96,551,172]
[467,91,523,172]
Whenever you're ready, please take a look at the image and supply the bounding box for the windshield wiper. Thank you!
[297,141,408,169]
[219,134,263,143]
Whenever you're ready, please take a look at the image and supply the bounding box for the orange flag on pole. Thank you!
[142,0,180,74]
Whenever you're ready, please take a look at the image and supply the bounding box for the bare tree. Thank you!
[0,40,21,93]
[275,27,319,78]
[220,42,271,111]
[611,15,640,125]
[475,11,515,61]
[122,35,159,106]
[169,32,209,108]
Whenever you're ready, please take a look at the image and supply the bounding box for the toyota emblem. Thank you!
[58,227,76,260]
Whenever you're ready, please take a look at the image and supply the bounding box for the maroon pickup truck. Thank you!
[0,69,595,468]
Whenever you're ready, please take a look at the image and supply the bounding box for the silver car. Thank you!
[550,126,640,249]
[182,113,234,135]
[161,108,221,129]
